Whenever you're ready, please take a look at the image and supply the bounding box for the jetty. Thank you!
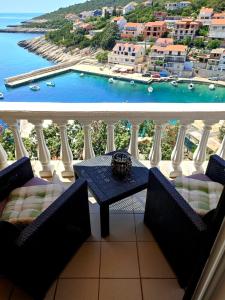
[5,60,81,88]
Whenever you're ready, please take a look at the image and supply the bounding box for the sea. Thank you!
[0,12,225,103]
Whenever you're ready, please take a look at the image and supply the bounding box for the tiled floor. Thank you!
[0,190,184,300]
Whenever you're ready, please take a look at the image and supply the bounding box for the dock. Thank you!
[4,60,81,88]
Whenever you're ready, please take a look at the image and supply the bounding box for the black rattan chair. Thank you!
[144,155,225,299]
[0,157,91,299]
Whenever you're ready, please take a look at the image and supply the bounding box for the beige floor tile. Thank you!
[88,213,101,241]
[138,242,175,278]
[60,242,100,278]
[0,278,13,300]
[100,242,139,278]
[55,279,98,300]
[99,279,142,300]
[134,214,155,242]
[102,214,136,241]
[142,279,184,300]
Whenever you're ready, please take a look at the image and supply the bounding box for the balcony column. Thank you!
[169,122,189,178]
[217,135,225,160]
[192,122,213,174]
[106,121,116,153]
[128,120,140,159]
[149,122,163,168]
[7,120,29,160]
[82,121,95,160]
[0,144,8,170]
[57,121,74,178]
[32,120,54,177]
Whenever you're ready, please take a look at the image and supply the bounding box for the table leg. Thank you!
[100,204,109,237]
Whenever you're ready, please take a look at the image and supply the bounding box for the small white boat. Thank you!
[46,81,55,87]
[0,92,4,99]
[130,80,135,85]
[148,86,153,93]
[108,78,114,84]
[80,73,84,77]
[188,83,195,90]
[209,84,215,90]
[29,85,40,91]
[171,80,178,87]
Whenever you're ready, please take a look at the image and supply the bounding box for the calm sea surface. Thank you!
[0,13,224,103]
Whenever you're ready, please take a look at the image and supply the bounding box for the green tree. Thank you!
[96,51,109,63]
[194,38,205,49]
[207,39,221,50]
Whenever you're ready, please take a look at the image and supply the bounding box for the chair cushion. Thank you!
[174,177,224,215]
[1,184,65,225]
[23,177,50,187]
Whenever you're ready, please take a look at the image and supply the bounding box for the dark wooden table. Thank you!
[74,154,149,237]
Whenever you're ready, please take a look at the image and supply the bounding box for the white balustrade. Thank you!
[82,121,95,160]
[170,122,189,177]
[192,122,213,174]
[106,121,116,153]
[0,144,8,170]
[149,122,163,168]
[128,120,140,159]
[58,121,74,177]
[32,120,54,177]
[7,120,29,160]
[217,135,225,159]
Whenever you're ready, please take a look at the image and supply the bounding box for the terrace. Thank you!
[0,102,225,300]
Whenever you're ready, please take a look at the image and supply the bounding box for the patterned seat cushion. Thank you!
[174,177,224,215]
[1,184,65,225]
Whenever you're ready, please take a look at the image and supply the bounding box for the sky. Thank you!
[0,0,85,13]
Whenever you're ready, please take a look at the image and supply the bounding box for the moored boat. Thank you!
[80,73,84,77]
[108,78,114,84]
[148,86,153,93]
[188,83,195,90]
[209,84,215,90]
[171,80,178,87]
[46,81,55,87]
[130,80,135,85]
[0,92,4,99]
[29,84,40,91]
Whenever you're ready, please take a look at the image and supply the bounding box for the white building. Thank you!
[121,22,144,39]
[209,19,225,39]
[122,2,137,15]
[108,42,145,67]
[102,6,114,18]
[165,1,191,11]
[173,18,201,40]
[111,16,127,31]
[197,7,214,26]
[79,11,94,20]
[143,0,153,6]
[206,48,225,72]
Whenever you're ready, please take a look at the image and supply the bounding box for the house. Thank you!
[212,12,225,20]
[155,37,174,47]
[122,2,138,15]
[206,48,225,72]
[65,14,80,22]
[111,16,127,30]
[144,21,167,40]
[173,18,201,40]
[143,0,153,6]
[78,23,93,32]
[93,9,102,17]
[108,42,145,70]
[165,1,191,10]
[79,11,94,20]
[150,44,188,74]
[197,7,214,26]
[209,19,225,39]
[154,11,168,21]
[102,7,114,18]
[121,22,144,39]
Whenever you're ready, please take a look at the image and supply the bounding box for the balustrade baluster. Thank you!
[128,120,140,159]
[106,121,116,153]
[149,122,163,168]
[217,134,225,160]
[0,144,8,170]
[82,121,95,160]
[32,120,54,177]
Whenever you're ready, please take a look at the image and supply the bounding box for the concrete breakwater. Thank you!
[0,27,51,34]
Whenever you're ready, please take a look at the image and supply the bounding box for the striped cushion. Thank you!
[174,177,224,215]
[1,184,65,225]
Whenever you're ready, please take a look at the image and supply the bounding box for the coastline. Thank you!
[0,27,52,34]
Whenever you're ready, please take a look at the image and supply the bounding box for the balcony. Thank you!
[164,56,186,63]
[0,102,225,299]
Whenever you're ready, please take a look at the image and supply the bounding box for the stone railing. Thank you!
[0,102,224,178]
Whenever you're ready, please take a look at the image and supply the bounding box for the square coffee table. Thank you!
[74,153,149,237]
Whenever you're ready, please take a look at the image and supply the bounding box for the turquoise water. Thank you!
[0,13,225,103]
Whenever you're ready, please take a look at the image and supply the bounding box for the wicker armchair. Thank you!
[0,157,91,299]
[144,155,225,299]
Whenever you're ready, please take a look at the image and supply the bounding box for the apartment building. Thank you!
[173,18,201,40]
[207,48,225,71]
[102,6,114,18]
[155,38,174,47]
[165,1,191,11]
[122,2,138,15]
[212,12,225,20]
[209,19,225,39]
[111,16,127,30]
[121,22,144,39]
[144,21,167,40]
[197,7,214,26]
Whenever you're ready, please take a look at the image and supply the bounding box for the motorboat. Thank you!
[108,78,114,84]
[80,73,84,77]
[188,83,195,90]
[0,92,4,99]
[209,84,215,90]
[148,86,153,93]
[130,80,135,85]
[46,81,55,87]
[29,85,40,91]
[171,80,178,87]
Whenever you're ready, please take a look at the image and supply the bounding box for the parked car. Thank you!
[208,77,219,81]
[151,73,160,78]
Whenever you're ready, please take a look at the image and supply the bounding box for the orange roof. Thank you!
[211,18,225,25]
[125,22,143,27]
[156,38,173,43]
[152,44,187,52]
[112,16,125,21]
[145,21,166,26]
[200,7,213,14]
[213,12,225,18]
[114,42,143,51]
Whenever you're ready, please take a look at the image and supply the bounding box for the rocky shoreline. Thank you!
[0,27,52,34]
[18,36,89,63]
